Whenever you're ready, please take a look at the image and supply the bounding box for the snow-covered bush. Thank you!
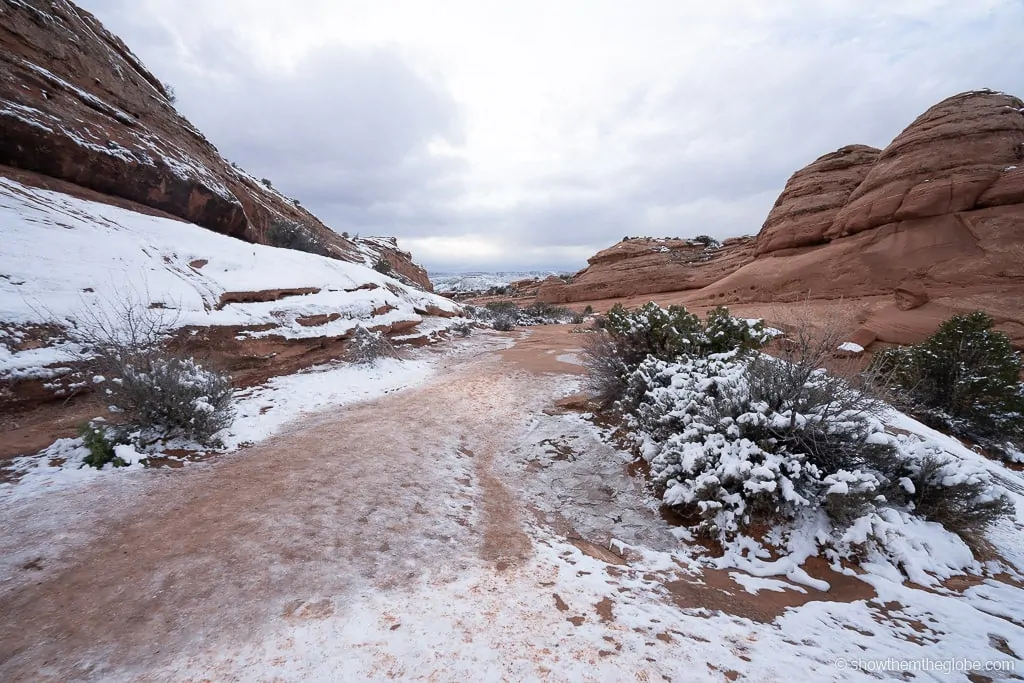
[874,311,1024,458]
[347,325,396,364]
[465,301,583,330]
[66,291,234,448]
[112,355,234,444]
[582,302,769,407]
[626,352,1012,559]
[450,321,472,337]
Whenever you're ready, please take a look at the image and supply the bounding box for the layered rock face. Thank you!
[0,0,432,290]
[756,145,880,255]
[829,90,1024,239]
[691,90,1024,348]
[756,91,1024,255]
[536,237,755,304]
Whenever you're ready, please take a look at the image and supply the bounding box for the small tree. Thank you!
[373,257,393,276]
[691,234,721,249]
[874,312,1024,453]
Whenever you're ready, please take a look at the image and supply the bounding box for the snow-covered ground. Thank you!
[431,271,567,293]
[0,177,460,383]
[0,355,439,500]
[1,329,1023,681]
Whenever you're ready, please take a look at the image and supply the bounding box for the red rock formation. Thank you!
[536,237,755,304]
[519,90,1024,350]
[0,0,432,290]
[756,145,879,255]
[829,91,1024,239]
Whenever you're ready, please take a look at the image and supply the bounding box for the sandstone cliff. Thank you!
[0,0,432,290]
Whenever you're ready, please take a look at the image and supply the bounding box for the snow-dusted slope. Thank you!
[0,177,459,381]
[432,271,564,293]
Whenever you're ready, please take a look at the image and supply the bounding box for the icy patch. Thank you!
[225,358,435,448]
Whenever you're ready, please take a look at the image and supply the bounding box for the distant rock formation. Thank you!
[536,237,756,304]
[0,0,432,290]
[517,90,1024,350]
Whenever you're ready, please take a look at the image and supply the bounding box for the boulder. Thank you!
[894,284,929,311]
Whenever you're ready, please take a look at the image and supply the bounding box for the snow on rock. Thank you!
[0,177,459,382]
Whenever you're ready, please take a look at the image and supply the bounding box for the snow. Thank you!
[224,358,435,449]
[1,356,438,499]
[2,329,1024,680]
[555,352,583,366]
[430,271,566,293]
[729,572,808,595]
[838,341,864,352]
[0,177,458,381]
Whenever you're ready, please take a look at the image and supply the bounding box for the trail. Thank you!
[1,328,1019,682]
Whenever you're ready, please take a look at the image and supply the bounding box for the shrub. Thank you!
[581,331,629,407]
[583,305,594,316]
[266,219,330,257]
[68,292,234,447]
[79,422,123,468]
[582,302,769,407]
[347,325,395,364]
[908,452,1015,538]
[874,311,1024,456]
[451,321,472,337]
[691,234,721,249]
[492,312,516,331]
[373,257,393,275]
[628,352,1012,549]
[111,355,234,444]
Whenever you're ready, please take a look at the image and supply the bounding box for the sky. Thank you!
[77,0,1023,273]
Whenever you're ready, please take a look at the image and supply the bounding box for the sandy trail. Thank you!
[0,330,600,680]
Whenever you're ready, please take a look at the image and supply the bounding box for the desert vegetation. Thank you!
[65,293,234,467]
[582,301,1014,568]
[465,301,586,331]
[346,325,396,365]
[873,311,1024,461]
[266,218,331,257]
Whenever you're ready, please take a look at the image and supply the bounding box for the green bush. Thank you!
[373,258,393,275]
[874,311,1024,456]
[582,303,769,408]
[266,219,330,257]
[79,423,124,468]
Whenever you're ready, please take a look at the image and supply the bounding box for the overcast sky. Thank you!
[78,0,1023,272]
